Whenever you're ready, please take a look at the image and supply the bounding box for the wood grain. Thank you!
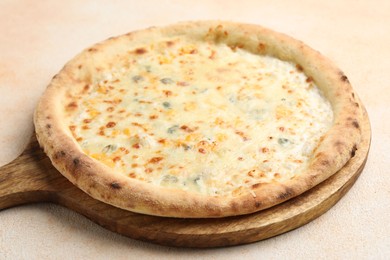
[0,108,370,247]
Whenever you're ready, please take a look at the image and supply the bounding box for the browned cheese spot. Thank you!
[163,90,172,97]
[180,125,194,133]
[306,76,313,83]
[106,122,116,128]
[149,157,163,164]
[135,48,147,55]
[198,148,207,154]
[296,64,303,72]
[177,81,189,86]
[166,41,175,47]
[251,183,262,189]
[67,102,78,110]
[229,43,245,51]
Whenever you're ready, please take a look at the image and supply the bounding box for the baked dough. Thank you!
[34,21,363,218]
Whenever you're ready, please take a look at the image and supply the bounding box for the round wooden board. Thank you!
[0,107,370,248]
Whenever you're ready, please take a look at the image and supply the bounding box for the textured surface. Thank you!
[0,0,389,258]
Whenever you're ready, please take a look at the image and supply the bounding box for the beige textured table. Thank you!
[1,1,389,258]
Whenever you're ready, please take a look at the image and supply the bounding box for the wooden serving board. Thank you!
[0,108,370,248]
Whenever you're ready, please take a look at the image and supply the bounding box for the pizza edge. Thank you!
[34,21,363,218]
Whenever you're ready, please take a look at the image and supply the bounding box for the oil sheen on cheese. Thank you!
[67,38,333,196]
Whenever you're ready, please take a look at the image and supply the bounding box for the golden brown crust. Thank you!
[34,21,363,218]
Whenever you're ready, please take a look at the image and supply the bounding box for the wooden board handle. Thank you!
[0,135,63,209]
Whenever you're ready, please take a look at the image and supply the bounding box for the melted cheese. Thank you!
[66,38,333,196]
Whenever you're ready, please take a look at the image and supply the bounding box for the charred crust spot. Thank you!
[52,74,58,79]
[334,141,345,153]
[340,74,349,83]
[258,42,266,52]
[355,102,360,107]
[78,64,83,69]
[88,48,98,52]
[321,160,330,166]
[135,48,147,55]
[352,92,355,99]
[255,201,262,208]
[351,144,358,157]
[230,201,239,212]
[306,76,313,83]
[110,182,121,189]
[352,120,360,129]
[53,150,66,160]
[126,202,135,210]
[278,188,294,200]
[73,158,80,166]
[46,124,51,129]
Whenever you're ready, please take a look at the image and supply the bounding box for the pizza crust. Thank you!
[34,21,363,218]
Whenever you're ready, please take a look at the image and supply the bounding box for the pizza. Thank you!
[34,21,363,218]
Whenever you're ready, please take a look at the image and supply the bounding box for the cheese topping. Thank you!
[65,37,333,196]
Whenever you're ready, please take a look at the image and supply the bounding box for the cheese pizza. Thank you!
[34,21,363,218]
